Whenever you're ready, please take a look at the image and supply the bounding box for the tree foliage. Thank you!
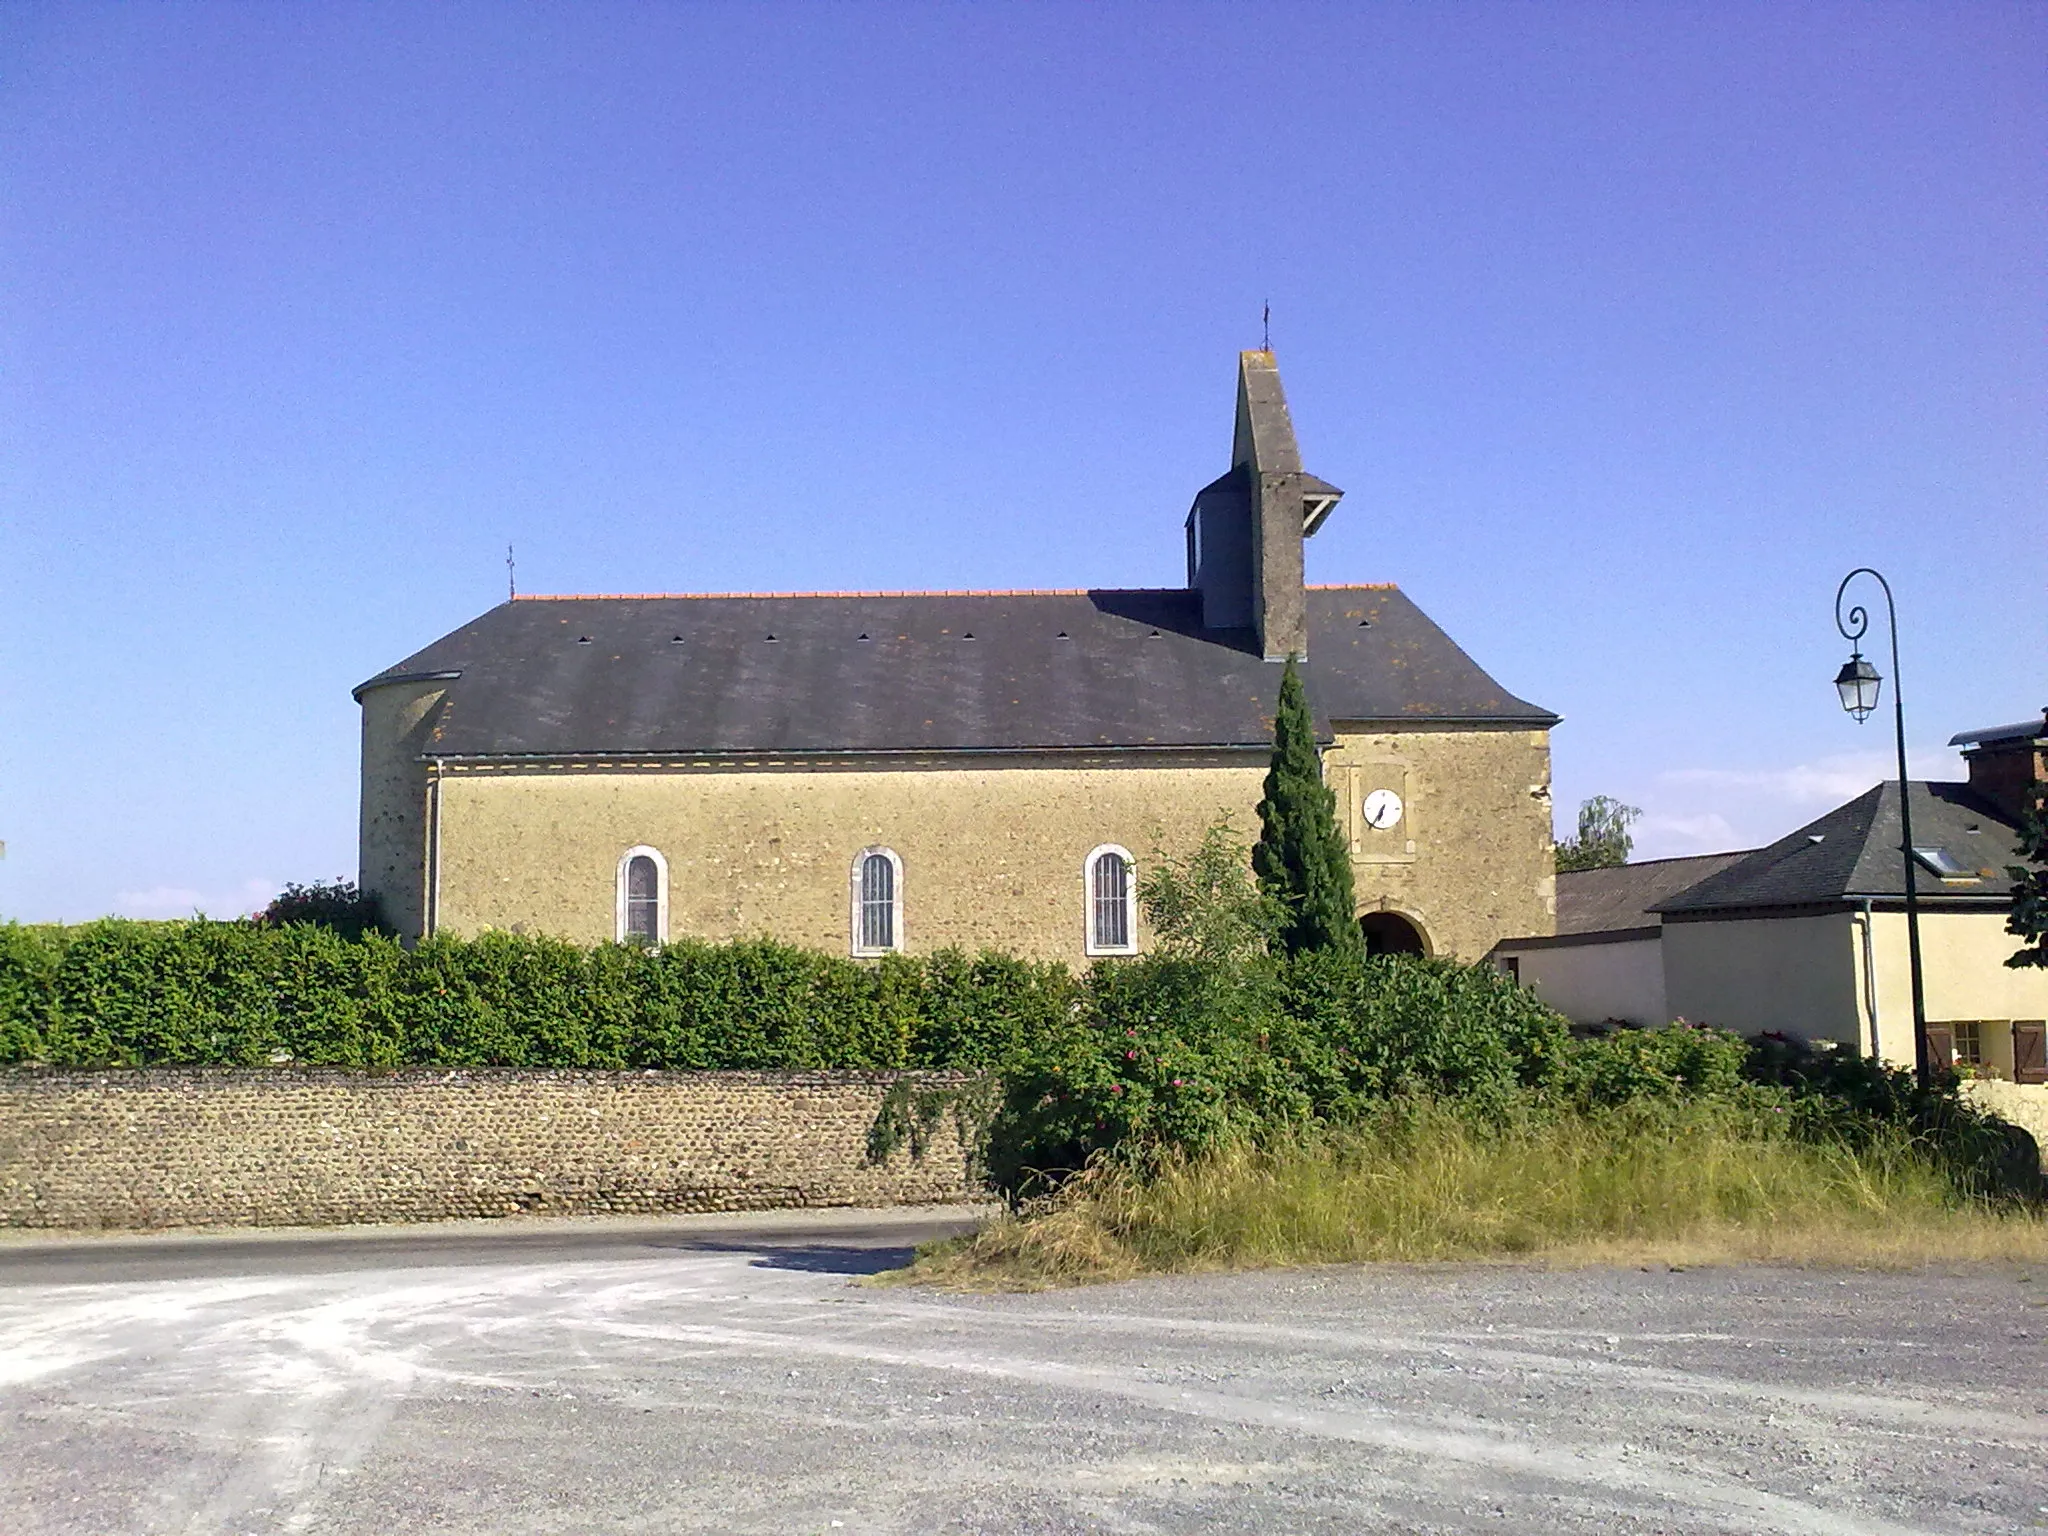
[257,879,391,941]
[1251,657,1361,957]
[2007,784,2048,970]
[1138,819,1281,965]
[1556,795,1643,872]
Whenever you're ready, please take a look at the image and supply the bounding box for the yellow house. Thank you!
[1494,710,2048,1085]
[355,352,1559,966]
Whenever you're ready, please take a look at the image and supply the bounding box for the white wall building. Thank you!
[1492,709,2048,1085]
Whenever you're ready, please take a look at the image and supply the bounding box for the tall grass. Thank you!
[896,1101,2048,1288]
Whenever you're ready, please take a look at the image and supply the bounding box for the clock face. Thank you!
[1362,788,1404,831]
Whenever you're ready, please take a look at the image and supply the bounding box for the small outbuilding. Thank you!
[1490,852,1744,1028]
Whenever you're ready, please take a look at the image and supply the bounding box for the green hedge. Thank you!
[0,920,1074,1072]
[5,918,2025,1206]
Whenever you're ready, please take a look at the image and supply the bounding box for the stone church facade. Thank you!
[357,353,1558,964]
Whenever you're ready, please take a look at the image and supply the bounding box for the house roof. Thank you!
[1949,711,2048,748]
[1554,853,1752,936]
[1654,781,2024,914]
[355,584,1556,759]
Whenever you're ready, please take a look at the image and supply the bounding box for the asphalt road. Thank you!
[2,1210,2044,1535]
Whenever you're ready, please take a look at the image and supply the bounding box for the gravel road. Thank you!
[1,1211,2043,1534]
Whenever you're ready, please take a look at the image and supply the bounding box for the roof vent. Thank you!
[1056,631,1070,640]
[962,631,976,640]
[1807,834,1825,844]
[765,634,778,642]
[577,636,593,645]
[670,635,685,644]
[857,633,871,642]
[1358,619,1373,627]
[1148,629,1162,638]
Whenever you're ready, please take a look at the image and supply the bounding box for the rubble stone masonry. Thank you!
[365,725,1554,964]
[0,1069,980,1230]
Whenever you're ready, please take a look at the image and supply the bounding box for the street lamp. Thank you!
[1834,568,1931,1084]
[1834,655,1881,723]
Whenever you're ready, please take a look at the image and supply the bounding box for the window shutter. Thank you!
[1925,1025,1954,1070]
[2014,1022,2047,1085]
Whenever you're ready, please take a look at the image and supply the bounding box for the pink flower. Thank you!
[1125,1049,1138,1060]
[1173,1078,1185,1087]
[1110,1083,1123,1094]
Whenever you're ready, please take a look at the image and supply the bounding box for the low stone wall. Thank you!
[0,1069,982,1231]
[1965,1079,2048,1162]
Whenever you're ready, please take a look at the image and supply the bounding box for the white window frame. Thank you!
[616,845,669,946]
[1084,844,1139,956]
[850,846,905,957]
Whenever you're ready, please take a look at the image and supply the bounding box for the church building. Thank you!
[356,352,1558,964]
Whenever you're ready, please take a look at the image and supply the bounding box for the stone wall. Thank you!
[0,1069,980,1231]
[1965,1079,2048,1161]
[357,678,448,942]
[425,751,1267,963]
[1326,722,1556,960]
[364,725,1554,966]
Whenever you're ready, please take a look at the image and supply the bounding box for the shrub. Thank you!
[0,920,1072,1076]
[256,879,391,941]
[905,1098,2046,1289]
[982,953,1296,1196]
[1139,819,1280,965]
[980,949,1584,1198]
[0,923,65,1063]
[1275,949,1575,1117]
[1744,1032,2042,1203]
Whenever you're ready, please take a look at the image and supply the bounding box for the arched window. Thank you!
[851,847,903,956]
[1085,845,1137,956]
[616,846,668,946]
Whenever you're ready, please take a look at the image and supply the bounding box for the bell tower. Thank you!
[1185,350,1344,660]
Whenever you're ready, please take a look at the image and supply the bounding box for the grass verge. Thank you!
[886,1101,2048,1289]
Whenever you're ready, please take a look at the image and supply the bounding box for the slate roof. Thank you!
[1553,853,1752,936]
[1654,781,2024,914]
[1950,712,2048,748]
[356,585,1555,759]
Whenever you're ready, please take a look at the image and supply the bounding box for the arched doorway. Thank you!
[1359,910,1428,958]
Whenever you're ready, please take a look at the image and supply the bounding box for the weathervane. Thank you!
[507,544,517,601]
[1262,302,1271,351]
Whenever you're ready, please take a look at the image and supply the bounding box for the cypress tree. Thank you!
[1252,656,1362,956]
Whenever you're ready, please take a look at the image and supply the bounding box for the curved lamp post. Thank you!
[1834,568,1930,1083]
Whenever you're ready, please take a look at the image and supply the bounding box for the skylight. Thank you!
[1912,847,1977,879]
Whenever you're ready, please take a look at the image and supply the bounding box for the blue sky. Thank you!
[2,2,2041,921]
